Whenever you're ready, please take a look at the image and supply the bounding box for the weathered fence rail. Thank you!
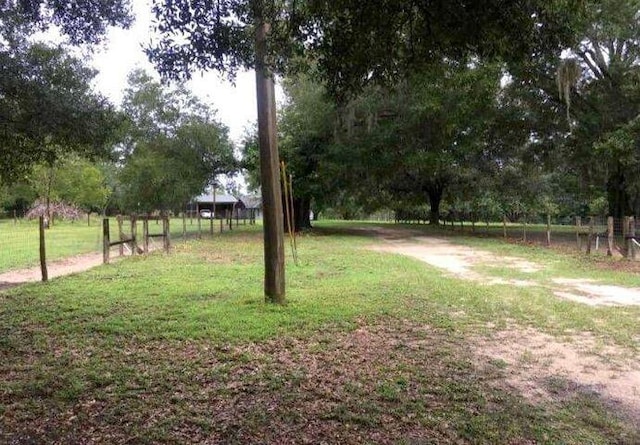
[102,215,171,264]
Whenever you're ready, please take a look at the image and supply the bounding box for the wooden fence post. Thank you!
[210,212,214,236]
[163,215,171,252]
[39,216,48,281]
[607,216,614,256]
[131,215,138,255]
[630,216,636,260]
[143,218,149,253]
[546,213,551,246]
[587,216,594,255]
[103,218,110,264]
[576,216,582,251]
[622,216,631,258]
[117,215,124,257]
[522,215,527,243]
[503,215,507,239]
[197,212,202,239]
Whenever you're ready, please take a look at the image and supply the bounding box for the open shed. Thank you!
[239,195,262,220]
[189,191,243,218]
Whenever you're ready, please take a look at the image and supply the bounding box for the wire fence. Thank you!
[0,217,103,274]
[5,209,635,285]
[0,212,257,282]
[437,214,637,258]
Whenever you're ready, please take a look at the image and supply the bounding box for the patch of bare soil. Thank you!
[371,236,541,287]
[0,252,104,289]
[474,327,640,424]
[368,227,640,306]
[553,278,640,306]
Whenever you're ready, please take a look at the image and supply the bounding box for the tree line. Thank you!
[0,2,236,219]
[239,0,640,229]
[2,0,632,300]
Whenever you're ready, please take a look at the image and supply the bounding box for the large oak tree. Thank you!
[0,1,133,182]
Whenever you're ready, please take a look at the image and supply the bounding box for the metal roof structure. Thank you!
[239,195,262,209]
[193,191,239,204]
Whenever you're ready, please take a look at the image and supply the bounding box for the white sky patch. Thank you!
[88,0,276,144]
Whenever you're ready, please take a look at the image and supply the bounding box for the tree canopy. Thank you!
[0,40,124,182]
[0,0,132,44]
[0,0,132,183]
[147,0,584,101]
[118,70,236,213]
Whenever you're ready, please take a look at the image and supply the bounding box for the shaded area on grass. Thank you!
[2,319,637,444]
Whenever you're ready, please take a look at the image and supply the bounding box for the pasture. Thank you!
[1,222,639,444]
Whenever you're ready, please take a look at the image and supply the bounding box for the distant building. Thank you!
[187,189,263,224]
[188,191,241,218]
[239,195,262,220]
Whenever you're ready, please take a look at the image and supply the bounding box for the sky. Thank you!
[89,0,261,143]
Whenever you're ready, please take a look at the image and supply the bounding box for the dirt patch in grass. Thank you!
[369,229,640,306]
[553,278,640,306]
[371,236,541,284]
[474,326,640,424]
[0,251,105,288]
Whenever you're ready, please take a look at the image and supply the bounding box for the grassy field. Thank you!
[1,222,639,443]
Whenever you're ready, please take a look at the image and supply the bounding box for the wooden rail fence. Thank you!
[103,215,170,264]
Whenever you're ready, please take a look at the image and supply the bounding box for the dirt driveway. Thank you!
[0,252,105,290]
[365,226,640,423]
[367,227,640,306]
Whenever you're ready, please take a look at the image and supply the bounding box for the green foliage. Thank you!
[118,70,236,213]
[0,1,132,183]
[547,0,640,217]
[339,61,504,222]
[0,40,124,183]
[28,157,110,211]
[0,181,37,215]
[147,0,583,101]
[0,0,132,45]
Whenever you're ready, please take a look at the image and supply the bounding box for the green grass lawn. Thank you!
[1,222,639,443]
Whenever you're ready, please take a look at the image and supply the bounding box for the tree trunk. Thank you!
[255,18,285,304]
[294,197,311,231]
[607,163,629,220]
[283,196,311,232]
[427,187,443,226]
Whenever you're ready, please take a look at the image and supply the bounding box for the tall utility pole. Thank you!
[255,18,286,303]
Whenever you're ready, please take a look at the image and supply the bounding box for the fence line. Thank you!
[0,210,257,283]
[415,213,638,259]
